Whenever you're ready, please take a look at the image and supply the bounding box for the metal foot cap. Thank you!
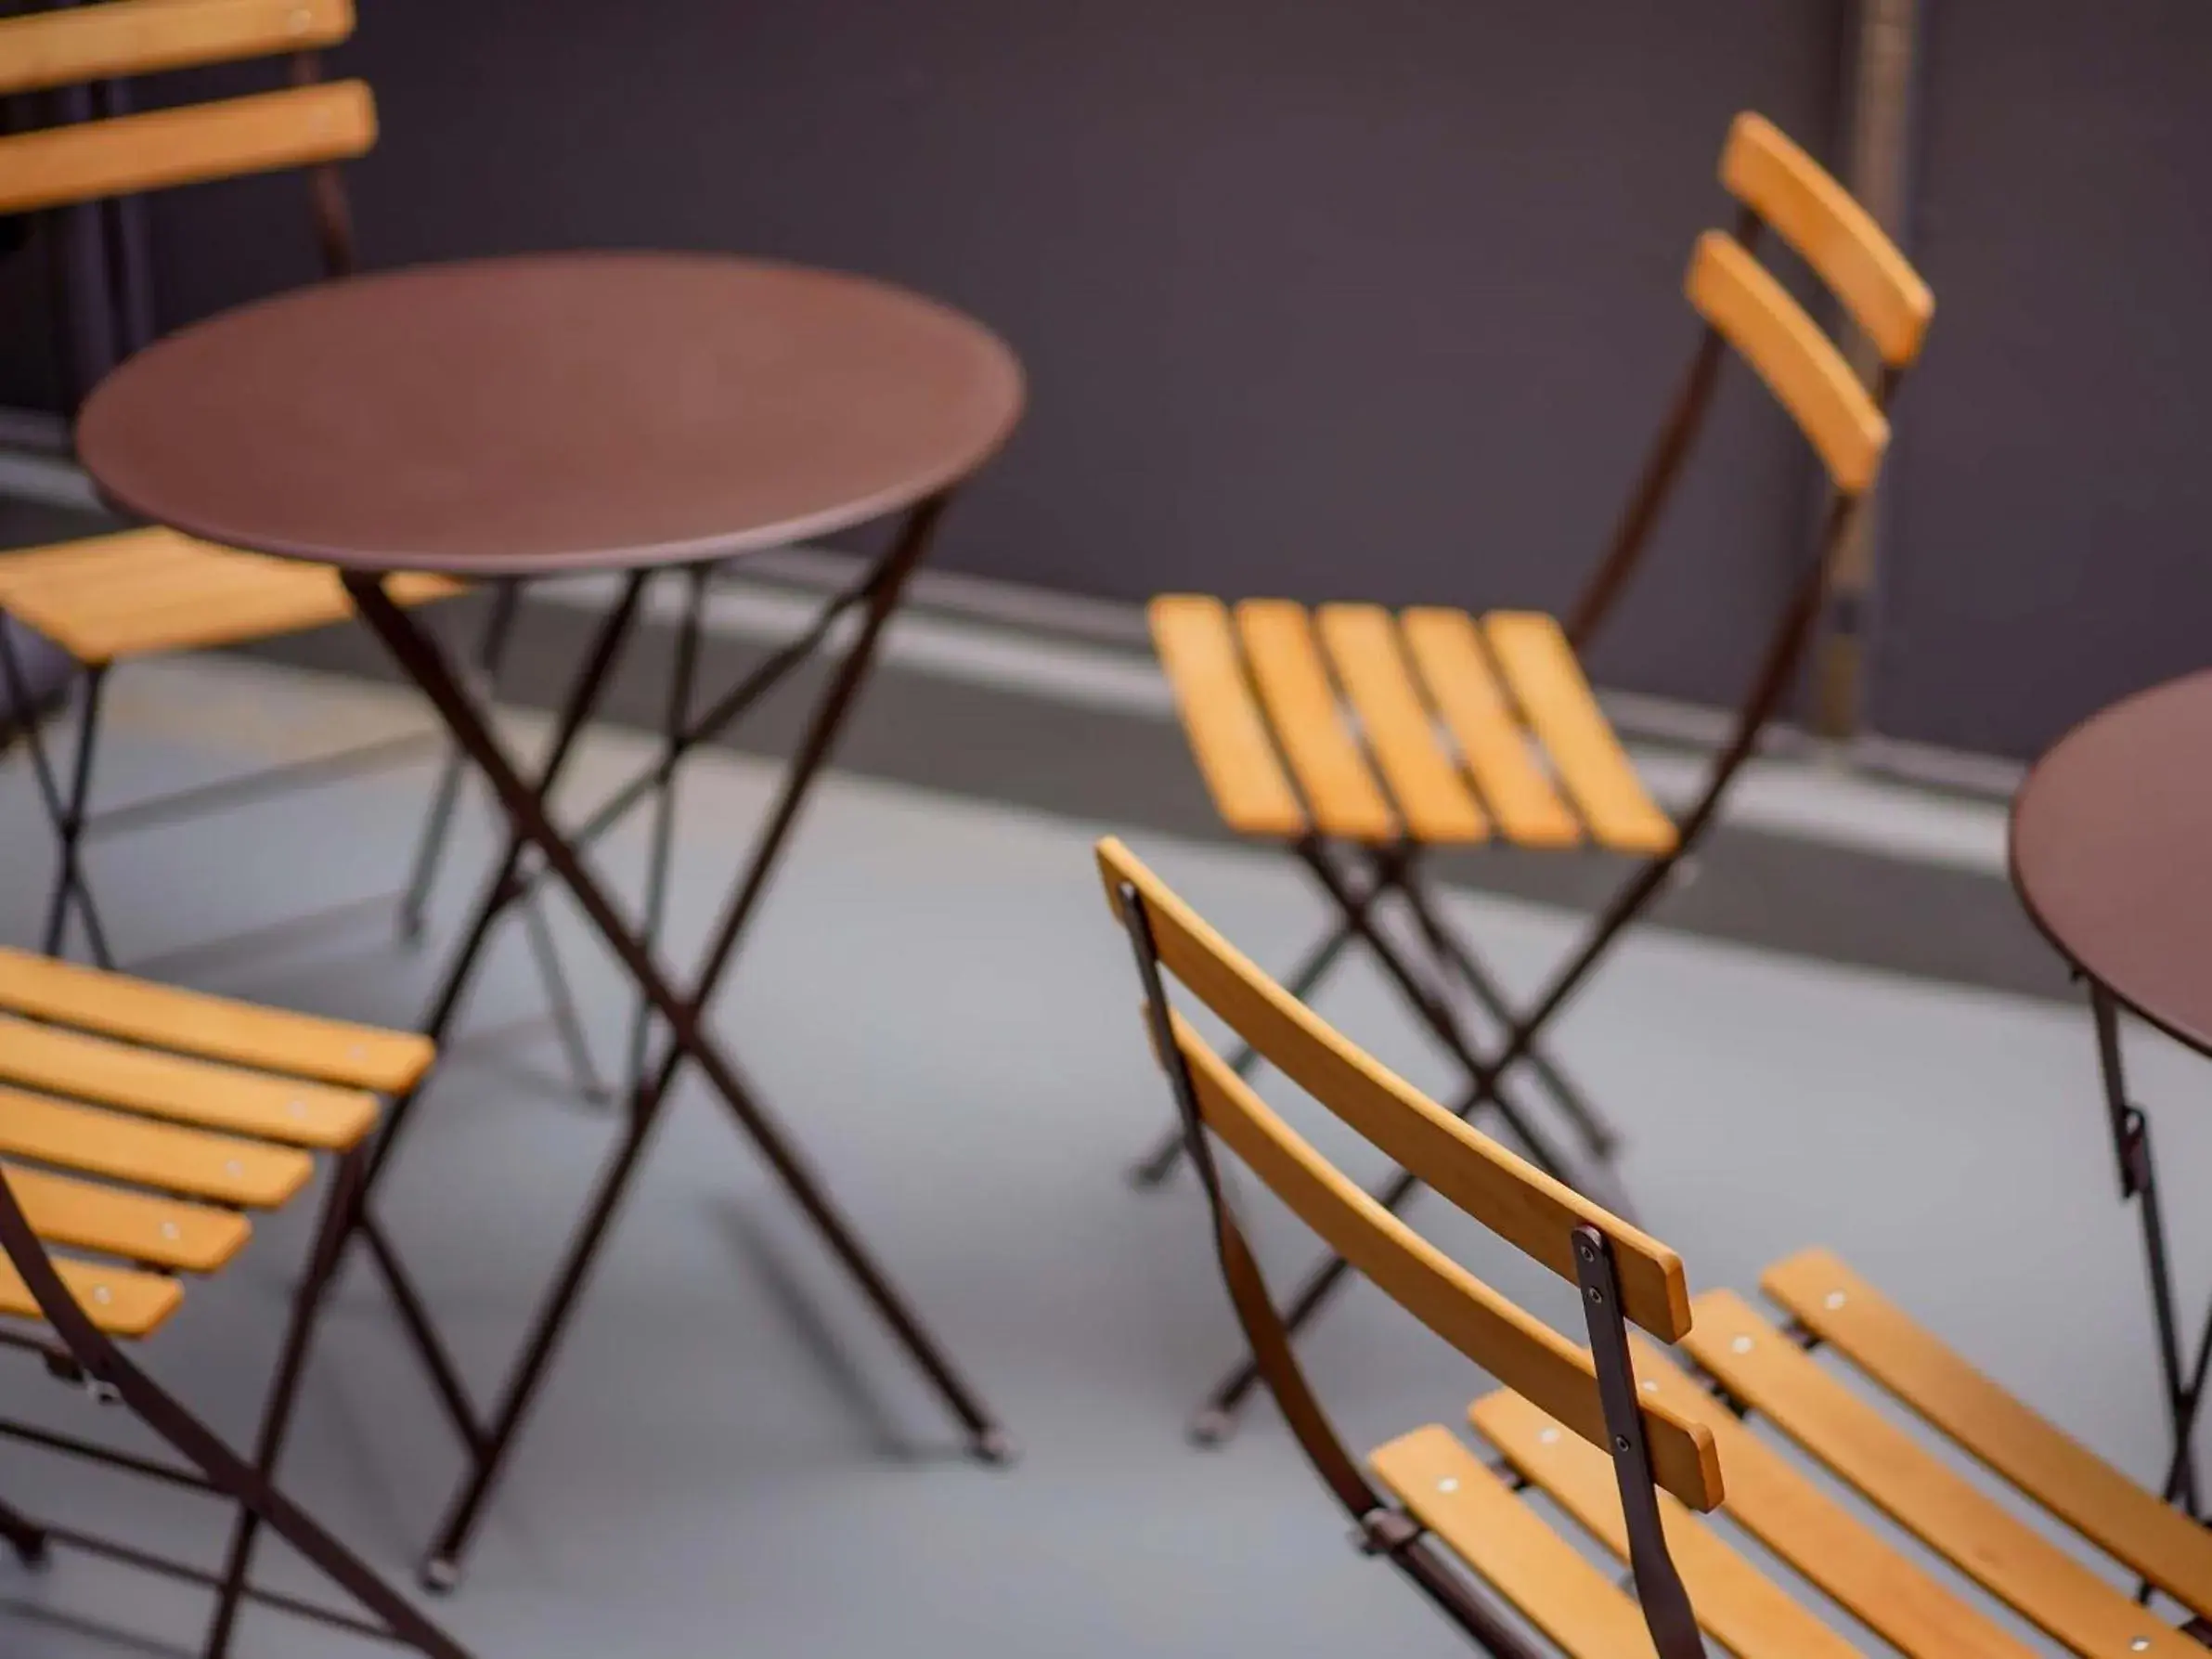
[1187,1408,1235,1448]
[968,1428,1019,1467]
[419,1555,462,1595]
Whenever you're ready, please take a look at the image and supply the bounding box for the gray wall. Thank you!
[15,3,2209,758]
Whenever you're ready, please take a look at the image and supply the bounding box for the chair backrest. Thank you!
[1097,834,1724,1512]
[0,0,374,218]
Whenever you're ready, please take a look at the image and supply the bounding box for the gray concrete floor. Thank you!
[0,655,2203,1657]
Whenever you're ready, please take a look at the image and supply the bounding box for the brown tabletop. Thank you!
[2011,668,2212,1055]
[75,252,1024,577]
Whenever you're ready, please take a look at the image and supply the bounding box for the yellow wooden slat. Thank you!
[1370,1424,1662,1657]
[1687,231,1889,494]
[1625,1334,2038,1659]
[1398,607,1582,849]
[0,1247,182,1338]
[1234,600,1397,843]
[1171,1007,1718,1508]
[1481,613,1675,855]
[0,80,375,216]
[1313,604,1489,844]
[1470,1388,1866,1659]
[3,1163,249,1274]
[1096,836,1695,1341]
[0,1086,310,1209]
[0,1015,376,1150]
[1684,1289,2199,1659]
[0,945,432,1093]
[1720,112,1933,370]
[1147,595,1307,838]
[0,0,355,97]
[1766,1248,2212,1620]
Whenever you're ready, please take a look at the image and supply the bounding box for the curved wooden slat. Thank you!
[1624,1335,2037,1659]
[1397,606,1583,848]
[1370,1424,1662,1656]
[1469,1387,1861,1659]
[1721,112,1933,369]
[0,942,433,1093]
[4,1164,250,1274]
[1147,595,1309,839]
[1097,836,1694,1341]
[1313,604,1489,844]
[0,1247,182,1339]
[0,1087,311,1209]
[1234,600,1397,843]
[1172,1007,1717,1508]
[1687,231,1889,493]
[0,1015,376,1150]
[1481,613,1675,855]
[1685,1289,2200,1658]
[1766,1248,2212,1620]
[0,80,376,216]
[0,0,355,97]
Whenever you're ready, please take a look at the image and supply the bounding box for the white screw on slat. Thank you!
[1731,1335,1753,1354]
[1435,1477,1457,1494]
[91,1286,111,1304]
[1825,1290,1847,1310]
[159,1223,180,1241]
[1641,1379,1659,1393]
[224,1160,244,1179]
[1537,1428,1560,1446]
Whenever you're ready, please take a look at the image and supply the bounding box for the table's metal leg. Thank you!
[400,579,524,941]
[2090,984,2206,1518]
[627,565,707,1093]
[343,497,1009,1585]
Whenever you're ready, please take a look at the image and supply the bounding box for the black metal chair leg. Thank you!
[0,1488,49,1567]
[42,663,115,968]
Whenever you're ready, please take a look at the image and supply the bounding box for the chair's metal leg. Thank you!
[516,895,612,1106]
[0,1487,49,1568]
[399,579,524,943]
[2091,985,2206,1518]
[627,566,707,1094]
[42,663,115,968]
[203,1149,368,1658]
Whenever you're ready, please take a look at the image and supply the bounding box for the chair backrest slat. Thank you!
[0,80,374,216]
[1170,1008,1722,1510]
[1098,837,1693,1341]
[1687,230,1889,493]
[1722,112,1933,370]
[0,0,354,97]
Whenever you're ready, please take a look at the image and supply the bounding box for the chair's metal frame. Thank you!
[0,1155,470,1657]
[1133,207,1910,1440]
[1115,876,1707,1658]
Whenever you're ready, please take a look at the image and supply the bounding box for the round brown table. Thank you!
[77,251,1024,1587]
[2011,668,2212,1513]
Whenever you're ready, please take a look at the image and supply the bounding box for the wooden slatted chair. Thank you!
[0,943,468,1656]
[1132,112,1936,1440]
[0,0,469,970]
[1104,834,2212,1658]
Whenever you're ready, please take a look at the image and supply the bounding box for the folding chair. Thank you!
[0,944,467,1656]
[0,0,478,971]
[1130,112,1935,1437]
[1105,834,2212,1658]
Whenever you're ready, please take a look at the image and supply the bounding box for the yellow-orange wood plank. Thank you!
[1720,112,1932,369]
[0,80,375,216]
[0,1086,310,1209]
[1397,607,1582,848]
[1147,595,1307,839]
[1313,604,1489,843]
[1471,1388,1865,1659]
[1481,612,1675,854]
[3,1163,249,1273]
[1766,1248,2212,1619]
[1687,231,1889,493]
[0,0,354,97]
[1623,1334,2037,1659]
[1095,836,1695,1341]
[0,1245,181,1338]
[1171,1007,1717,1507]
[0,943,433,1093]
[0,1015,376,1150]
[1685,1289,2199,1659]
[1370,1425,1663,1657]
[1234,600,1397,843]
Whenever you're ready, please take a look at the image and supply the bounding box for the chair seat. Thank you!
[0,950,419,1340]
[1149,594,1675,853]
[1370,1251,2206,1658]
[0,525,459,665]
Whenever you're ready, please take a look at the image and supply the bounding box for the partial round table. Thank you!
[2011,668,2212,1513]
[76,251,1025,1586]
